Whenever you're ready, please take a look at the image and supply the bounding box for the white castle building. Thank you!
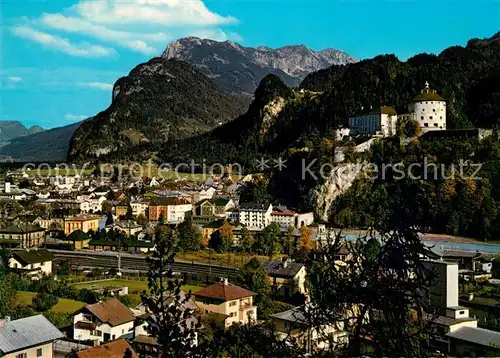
[348,106,398,137]
[404,81,447,132]
[349,81,446,137]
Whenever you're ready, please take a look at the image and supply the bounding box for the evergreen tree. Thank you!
[179,217,201,252]
[158,212,166,225]
[141,226,201,357]
[239,226,254,253]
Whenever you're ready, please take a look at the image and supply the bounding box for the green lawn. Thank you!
[16,291,86,313]
[71,279,202,295]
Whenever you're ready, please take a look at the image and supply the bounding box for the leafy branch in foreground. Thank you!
[141,226,201,358]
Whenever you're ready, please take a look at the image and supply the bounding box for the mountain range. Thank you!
[0,121,44,145]
[2,33,500,164]
[0,37,354,163]
[163,37,356,94]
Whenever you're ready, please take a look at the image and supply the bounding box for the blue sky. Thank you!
[1,0,499,129]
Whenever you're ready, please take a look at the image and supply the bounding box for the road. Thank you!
[48,249,240,279]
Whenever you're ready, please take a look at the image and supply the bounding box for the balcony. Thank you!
[75,321,97,330]
[239,302,254,311]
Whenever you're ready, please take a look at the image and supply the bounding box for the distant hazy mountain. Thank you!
[0,122,81,162]
[0,121,44,144]
[163,37,357,94]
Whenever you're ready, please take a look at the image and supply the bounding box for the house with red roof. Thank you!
[193,279,257,328]
[73,298,135,345]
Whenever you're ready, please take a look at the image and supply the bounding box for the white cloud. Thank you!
[40,13,166,55]
[80,82,114,91]
[72,0,237,26]
[65,114,88,121]
[13,0,239,57]
[12,26,115,58]
[7,77,22,82]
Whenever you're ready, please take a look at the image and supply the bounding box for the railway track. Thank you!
[49,249,240,279]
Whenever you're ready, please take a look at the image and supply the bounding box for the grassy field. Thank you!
[16,291,86,313]
[27,164,242,182]
[71,279,202,295]
[176,252,283,268]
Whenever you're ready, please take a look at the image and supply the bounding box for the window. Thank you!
[424,123,429,127]
[429,116,433,120]
[37,348,43,357]
[421,116,424,120]
[229,301,237,307]
[16,353,27,358]
[433,108,436,112]
[434,123,438,127]
[460,310,465,314]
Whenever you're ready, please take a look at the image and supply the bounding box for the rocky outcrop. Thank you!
[163,37,356,94]
[310,162,368,221]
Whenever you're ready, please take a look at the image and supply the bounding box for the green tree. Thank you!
[254,223,280,255]
[179,217,201,252]
[209,230,230,253]
[241,181,272,204]
[237,258,273,319]
[239,226,254,253]
[141,224,201,357]
[307,229,437,357]
[136,213,148,227]
[32,292,59,311]
[158,212,166,225]
[101,200,112,213]
[284,225,295,256]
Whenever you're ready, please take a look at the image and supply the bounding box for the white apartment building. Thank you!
[73,298,135,344]
[77,195,106,213]
[130,200,149,217]
[238,203,273,229]
[9,249,53,279]
[271,210,297,228]
[423,260,459,311]
[348,106,397,137]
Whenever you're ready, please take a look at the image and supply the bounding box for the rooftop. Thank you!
[84,298,135,327]
[199,198,232,207]
[446,326,500,348]
[11,249,54,266]
[133,334,158,345]
[150,197,191,206]
[66,215,100,222]
[239,203,271,211]
[77,338,138,358]
[0,315,63,354]
[194,282,256,301]
[410,92,445,102]
[265,260,305,278]
[0,225,45,234]
[432,315,477,327]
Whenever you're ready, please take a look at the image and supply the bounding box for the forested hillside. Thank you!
[301,32,500,129]
[67,58,247,163]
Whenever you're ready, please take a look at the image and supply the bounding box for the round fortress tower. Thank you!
[408,81,446,132]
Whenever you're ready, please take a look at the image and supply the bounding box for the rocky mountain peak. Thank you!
[162,37,357,94]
